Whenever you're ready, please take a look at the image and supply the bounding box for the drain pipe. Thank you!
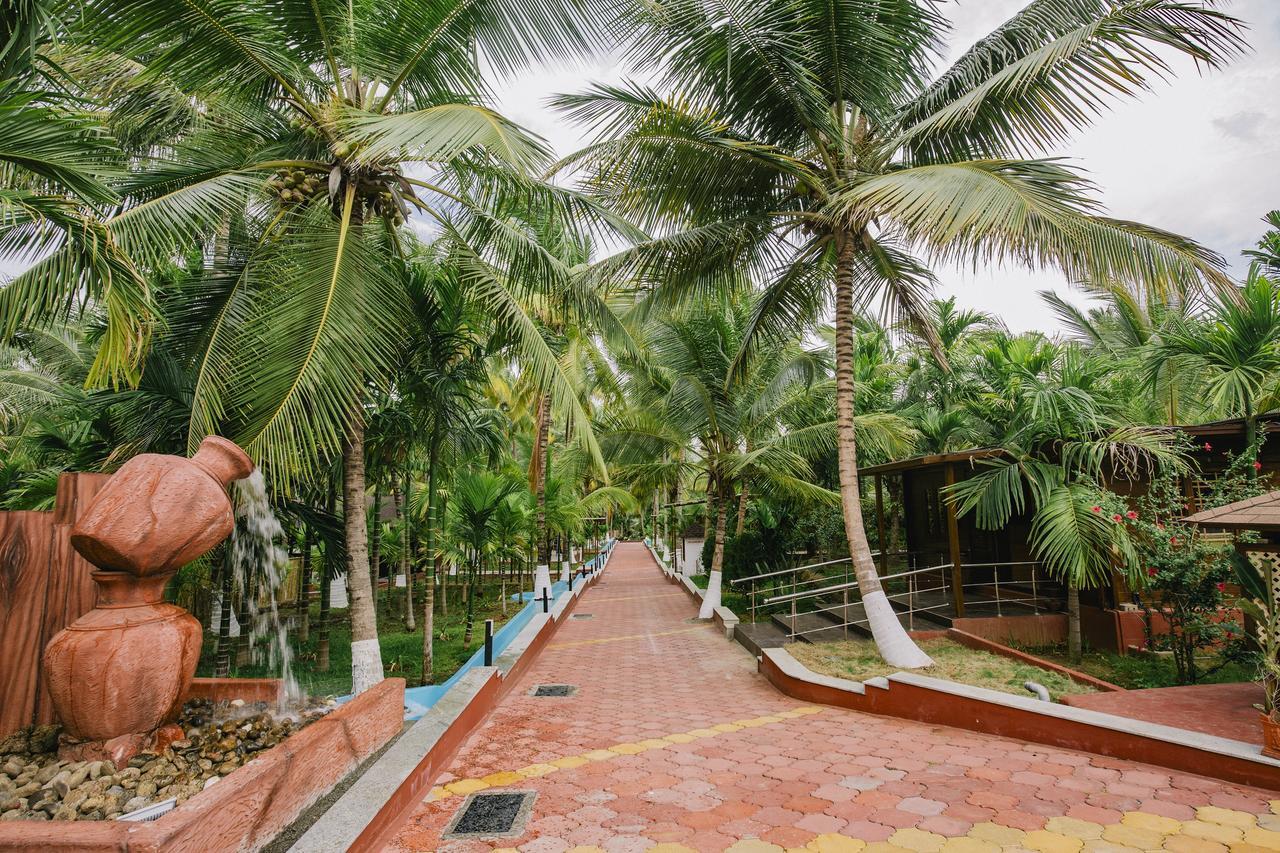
[1023,681,1051,702]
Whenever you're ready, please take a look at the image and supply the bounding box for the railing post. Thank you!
[908,570,915,631]
[994,566,1002,617]
[1031,566,1039,614]
[541,589,549,614]
[483,619,494,666]
[790,597,796,641]
[842,587,848,640]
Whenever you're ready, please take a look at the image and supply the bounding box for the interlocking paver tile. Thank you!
[382,544,1280,853]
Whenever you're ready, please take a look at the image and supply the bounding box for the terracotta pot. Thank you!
[43,571,202,743]
[70,436,254,577]
[1262,712,1280,760]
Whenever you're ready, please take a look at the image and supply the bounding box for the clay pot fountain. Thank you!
[42,436,254,766]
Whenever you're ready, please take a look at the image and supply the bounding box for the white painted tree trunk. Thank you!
[350,638,383,695]
[560,560,571,585]
[833,230,932,670]
[698,570,723,619]
[533,563,553,602]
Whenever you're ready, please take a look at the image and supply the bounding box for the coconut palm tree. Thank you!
[557,0,1244,667]
[607,294,858,617]
[1147,272,1280,450]
[948,334,1187,660]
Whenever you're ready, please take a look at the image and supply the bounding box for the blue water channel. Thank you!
[338,541,615,720]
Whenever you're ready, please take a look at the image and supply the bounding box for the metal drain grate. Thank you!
[571,613,593,619]
[443,790,536,840]
[530,683,577,697]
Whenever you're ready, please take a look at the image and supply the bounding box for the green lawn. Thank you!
[195,580,520,697]
[788,637,1098,702]
[1020,644,1257,690]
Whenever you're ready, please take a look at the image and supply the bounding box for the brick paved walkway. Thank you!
[386,543,1280,852]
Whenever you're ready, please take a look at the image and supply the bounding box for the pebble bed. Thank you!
[0,697,332,822]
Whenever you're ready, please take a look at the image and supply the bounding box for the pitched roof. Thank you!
[1183,491,1280,530]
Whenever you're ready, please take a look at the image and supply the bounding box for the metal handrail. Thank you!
[729,556,851,585]
[762,563,953,606]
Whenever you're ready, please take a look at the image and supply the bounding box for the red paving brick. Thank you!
[385,543,1279,852]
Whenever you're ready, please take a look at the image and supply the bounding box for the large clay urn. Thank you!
[42,436,253,756]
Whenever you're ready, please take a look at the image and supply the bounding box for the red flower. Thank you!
[1112,513,1124,522]
[1147,567,1158,577]
[1156,522,1165,530]
[1216,582,1226,592]
[1204,442,1212,451]
[1255,461,1264,471]
[1126,511,1138,520]
[1090,505,1102,513]
[1170,536,1181,546]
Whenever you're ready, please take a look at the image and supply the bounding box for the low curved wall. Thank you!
[0,677,405,853]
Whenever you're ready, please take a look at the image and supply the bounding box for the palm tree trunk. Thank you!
[532,392,553,599]
[699,476,728,619]
[298,524,313,643]
[344,423,384,695]
[396,472,414,632]
[421,429,440,685]
[834,230,932,668]
[214,546,233,677]
[464,553,477,645]
[1067,583,1082,663]
[735,484,749,536]
[317,484,335,672]
[370,479,383,619]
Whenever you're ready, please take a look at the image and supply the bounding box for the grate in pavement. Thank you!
[571,613,593,619]
[443,790,536,839]
[530,683,577,697]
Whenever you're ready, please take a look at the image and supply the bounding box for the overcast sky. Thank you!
[490,0,1280,334]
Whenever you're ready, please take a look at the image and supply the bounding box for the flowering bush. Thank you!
[1119,443,1266,684]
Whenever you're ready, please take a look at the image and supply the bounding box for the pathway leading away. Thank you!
[387,543,1280,852]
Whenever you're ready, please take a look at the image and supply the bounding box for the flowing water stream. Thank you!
[230,470,302,707]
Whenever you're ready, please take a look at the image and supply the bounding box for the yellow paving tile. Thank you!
[582,749,617,761]
[1102,823,1166,849]
[443,777,489,796]
[686,728,719,738]
[663,732,697,744]
[756,715,785,723]
[938,837,999,853]
[638,738,672,749]
[1162,836,1226,853]
[889,828,947,852]
[807,834,867,852]
[608,742,647,755]
[1240,826,1280,849]
[1045,817,1104,840]
[1232,844,1278,853]
[493,848,520,853]
[517,762,559,777]
[1197,808,1258,829]
[1123,811,1183,835]
[1080,843,1143,853]
[1024,829,1085,853]
[1271,802,1280,817]
[725,842,786,853]
[793,706,824,715]
[480,770,525,787]
[862,844,910,853]
[712,723,745,732]
[550,755,588,770]
[969,823,1028,846]
[427,785,451,801]
[646,845,698,852]
[1259,815,1280,833]
[1182,821,1245,844]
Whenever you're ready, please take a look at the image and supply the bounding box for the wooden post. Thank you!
[943,463,965,617]
[874,474,888,577]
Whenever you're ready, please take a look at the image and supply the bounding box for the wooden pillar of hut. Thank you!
[944,463,965,617]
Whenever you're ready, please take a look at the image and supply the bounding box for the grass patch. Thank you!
[196,580,520,697]
[788,637,1097,702]
[1021,645,1257,690]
